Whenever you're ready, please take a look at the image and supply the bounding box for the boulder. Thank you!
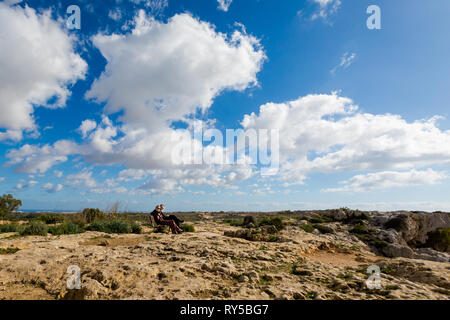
[381,243,415,259]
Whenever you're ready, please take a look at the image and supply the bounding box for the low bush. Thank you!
[48,222,84,235]
[181,224,195,233]
[349,222,371,235]
[131,223,142,234]
[86,219,140,234]
[38,214,64,225]
[300,223,315,233]
[223,218,244,227]
[314,224,334,234]
[0,247,20,254]
[426,228,450,252]
[80,208,105,224]
[20,221,48,236]
[258,216,284,231]
[0,224,25,234]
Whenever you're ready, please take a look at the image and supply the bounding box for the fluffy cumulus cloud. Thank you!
[86,11,265,130]
[323,169,448,192]
[242,93,450,185]
[0,3,87,141]
[5,140,79,174]
[137,165,253,194]
[65,170,98,189]
[217,0,233,12]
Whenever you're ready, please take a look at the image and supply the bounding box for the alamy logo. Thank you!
[66,265,81,289]
[365,265,382,290]
[66,5,81,30]
[367,5,381,30]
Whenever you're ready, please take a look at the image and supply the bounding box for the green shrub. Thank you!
[0,224,25,233]
[86,221,107,233]
[224,218,244,227]
[0,247,20,254]
[86,219,132,234]
[107,220,132,234]
[80,208,105,224]
[258,216,284,231]
[349,222,370,235]
[67,214,87,229]
[21,221,48,236]
[426,228,450,252]
[314,224,334,234]
[39,214,65,224]
[48,222,84,235]
[131,223,142,234]
[181,224,195,233]
[300,223,315,233]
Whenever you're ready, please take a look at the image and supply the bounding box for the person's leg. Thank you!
[167,215,182,227]
[159,219,182,234]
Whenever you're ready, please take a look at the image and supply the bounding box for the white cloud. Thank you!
[131,0,168,12]
[86,11,265,130]
[54,170,63,178]
[242,93,450,185]
[78,119,97,139]
[108,8,122,21]
[0,3,87,141]
[14,180,38,191]
[217,0,233,12]
[118,169,150,182]
[323,169,448,192]
[5,12,265,191]
[0,177,5,182]
[65,170,98,188]
[311,0,341,22]
[6,140,79,173]
[331,52,356,75]
[42,183,63,193]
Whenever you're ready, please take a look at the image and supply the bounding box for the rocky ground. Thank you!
[0,210,449,300]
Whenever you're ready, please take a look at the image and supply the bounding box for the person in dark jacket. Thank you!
[158,204,184,227]
[150,205,183,234]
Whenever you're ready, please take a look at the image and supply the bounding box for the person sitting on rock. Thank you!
[150,205,183,234]
[158,204,184,228]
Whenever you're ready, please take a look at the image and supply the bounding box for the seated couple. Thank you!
[151,204,184,234]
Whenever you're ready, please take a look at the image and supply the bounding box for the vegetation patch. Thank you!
[86,219,139,234]
[0,247,20,254]
[258,216,284,231]
[0,194,22,218]
[314,224,334,234]
[48,222,84,235]
[20,221,48,236]
[223,218,244,227]
[181,224,195,233]
[79,208,106,224]
[299,223,315,233]
[425,228,450,252]
[38,214,64,225]
[0,224,25,234]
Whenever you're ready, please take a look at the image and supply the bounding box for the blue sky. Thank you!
[1,0,450,212]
